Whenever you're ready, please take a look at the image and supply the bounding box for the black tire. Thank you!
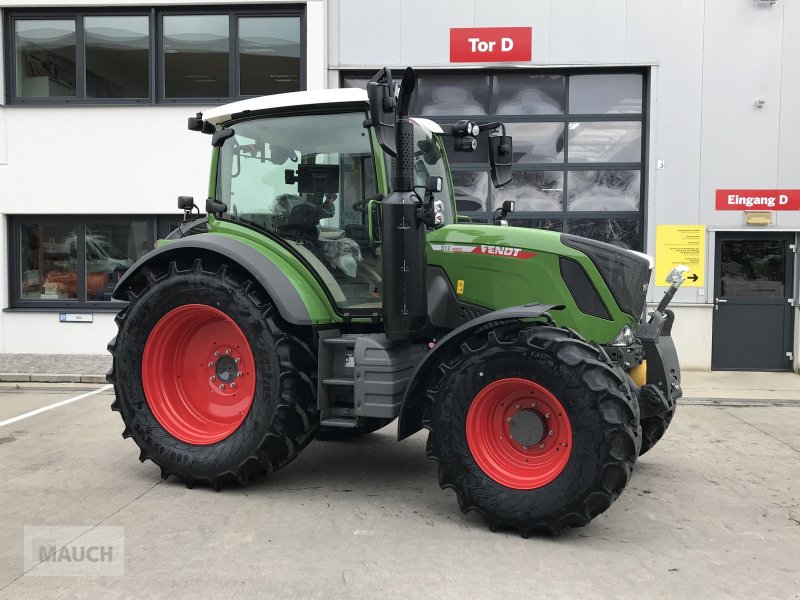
[639,404,676,456]
[107,257,318,489]
[425,323,641,536]
[316,417,394,441]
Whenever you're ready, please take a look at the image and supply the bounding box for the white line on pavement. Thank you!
[0,384,113,428]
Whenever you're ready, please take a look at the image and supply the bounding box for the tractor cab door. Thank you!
[216,110,384,312]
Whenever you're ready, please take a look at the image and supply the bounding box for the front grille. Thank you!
[561,234,650,319]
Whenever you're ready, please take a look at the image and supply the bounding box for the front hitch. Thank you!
[635,265,688,417]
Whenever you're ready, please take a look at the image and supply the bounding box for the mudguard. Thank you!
[112,233,313,325]
[397,303,563,441]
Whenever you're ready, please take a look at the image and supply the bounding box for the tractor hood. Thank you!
[426,224,653,343]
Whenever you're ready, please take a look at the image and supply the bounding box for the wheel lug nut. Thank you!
[210,376,216,381]
[539,443,545,449]
[237,371,243,377]
[231,382,236,388]
[531,402,536,408]
[548,430,554,436]
[515,403,521,409]
[214,351,221,357]
[219,384,225,390]
[208,362,214,367]
[234,358,241,364]
[225,349,232,355]
[545,412,551,419]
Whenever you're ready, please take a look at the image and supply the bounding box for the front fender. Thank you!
[113,233,323,325]
[397,303,563,440]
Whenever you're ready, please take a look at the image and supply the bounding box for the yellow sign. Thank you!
[655,225,705,287]
[456,279,465,294]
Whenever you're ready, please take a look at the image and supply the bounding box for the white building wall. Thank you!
[699,0,786,229]
[0,0,327,354]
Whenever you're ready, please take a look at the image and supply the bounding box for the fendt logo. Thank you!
[480,245,524,257]
[430,243,536,259]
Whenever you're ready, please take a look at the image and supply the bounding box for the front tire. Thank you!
[639,405,676,456]
[426,323,640,536]
[107,258,318,488]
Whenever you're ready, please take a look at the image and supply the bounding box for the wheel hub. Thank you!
[508,410,546,448]
[213,353,240,384]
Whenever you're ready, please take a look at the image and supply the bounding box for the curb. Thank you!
[0,373,108,384]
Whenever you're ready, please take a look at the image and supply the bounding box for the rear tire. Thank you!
[639,405,676,456]
[107,258,318,488]
[425,323,640,536]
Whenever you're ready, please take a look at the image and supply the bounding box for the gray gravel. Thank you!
[0,354,110,383]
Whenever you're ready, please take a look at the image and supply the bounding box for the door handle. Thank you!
[714,298,727,311]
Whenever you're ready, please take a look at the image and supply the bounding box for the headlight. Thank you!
[433,199,444,227]
[609,324,636,346]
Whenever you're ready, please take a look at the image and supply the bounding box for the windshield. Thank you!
[217,111,382,311]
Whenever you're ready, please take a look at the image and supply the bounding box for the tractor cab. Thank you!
[207,91,455,312]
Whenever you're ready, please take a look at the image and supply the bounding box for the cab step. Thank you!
[319,417,358,429]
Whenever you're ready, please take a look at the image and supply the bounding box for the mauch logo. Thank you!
[24,526,124,576]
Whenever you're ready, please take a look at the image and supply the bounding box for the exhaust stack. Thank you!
[379,68,429,341]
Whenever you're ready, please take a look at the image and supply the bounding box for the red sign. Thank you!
[450,27,532,63]
[716,189,800,211]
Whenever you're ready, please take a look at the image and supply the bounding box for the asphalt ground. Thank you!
[0,383,798,600]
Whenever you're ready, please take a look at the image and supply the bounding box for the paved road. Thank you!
[0,383,798,599]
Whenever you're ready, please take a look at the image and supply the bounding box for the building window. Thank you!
[4,7,304,105]
[343,69,646,250]
[14,19,77,98]
[9,215,181,308]
[162,14,230,99]
[85,16,150,99]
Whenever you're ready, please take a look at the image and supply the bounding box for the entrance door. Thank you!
[712,233,795,371]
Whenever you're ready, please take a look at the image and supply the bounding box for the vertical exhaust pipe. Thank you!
[381,68,429,341]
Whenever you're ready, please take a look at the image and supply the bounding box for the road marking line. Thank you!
[0,384,113,428]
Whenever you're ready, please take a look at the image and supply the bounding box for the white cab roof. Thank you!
[203,89,445,137]
[204,88,369,125]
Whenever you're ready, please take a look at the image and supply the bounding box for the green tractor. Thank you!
[108,67,685,535]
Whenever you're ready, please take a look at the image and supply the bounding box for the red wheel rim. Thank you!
[466,378,572,490]
[141,304,256,445]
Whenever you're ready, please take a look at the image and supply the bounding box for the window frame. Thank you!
[3,5,306,106]
[342,66,649,251]
[7,214,183,311]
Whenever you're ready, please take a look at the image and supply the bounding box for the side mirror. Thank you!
[368,198,383,244]
[285,164,340,195]
[489,134,513,187]
[367,67,397,157]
